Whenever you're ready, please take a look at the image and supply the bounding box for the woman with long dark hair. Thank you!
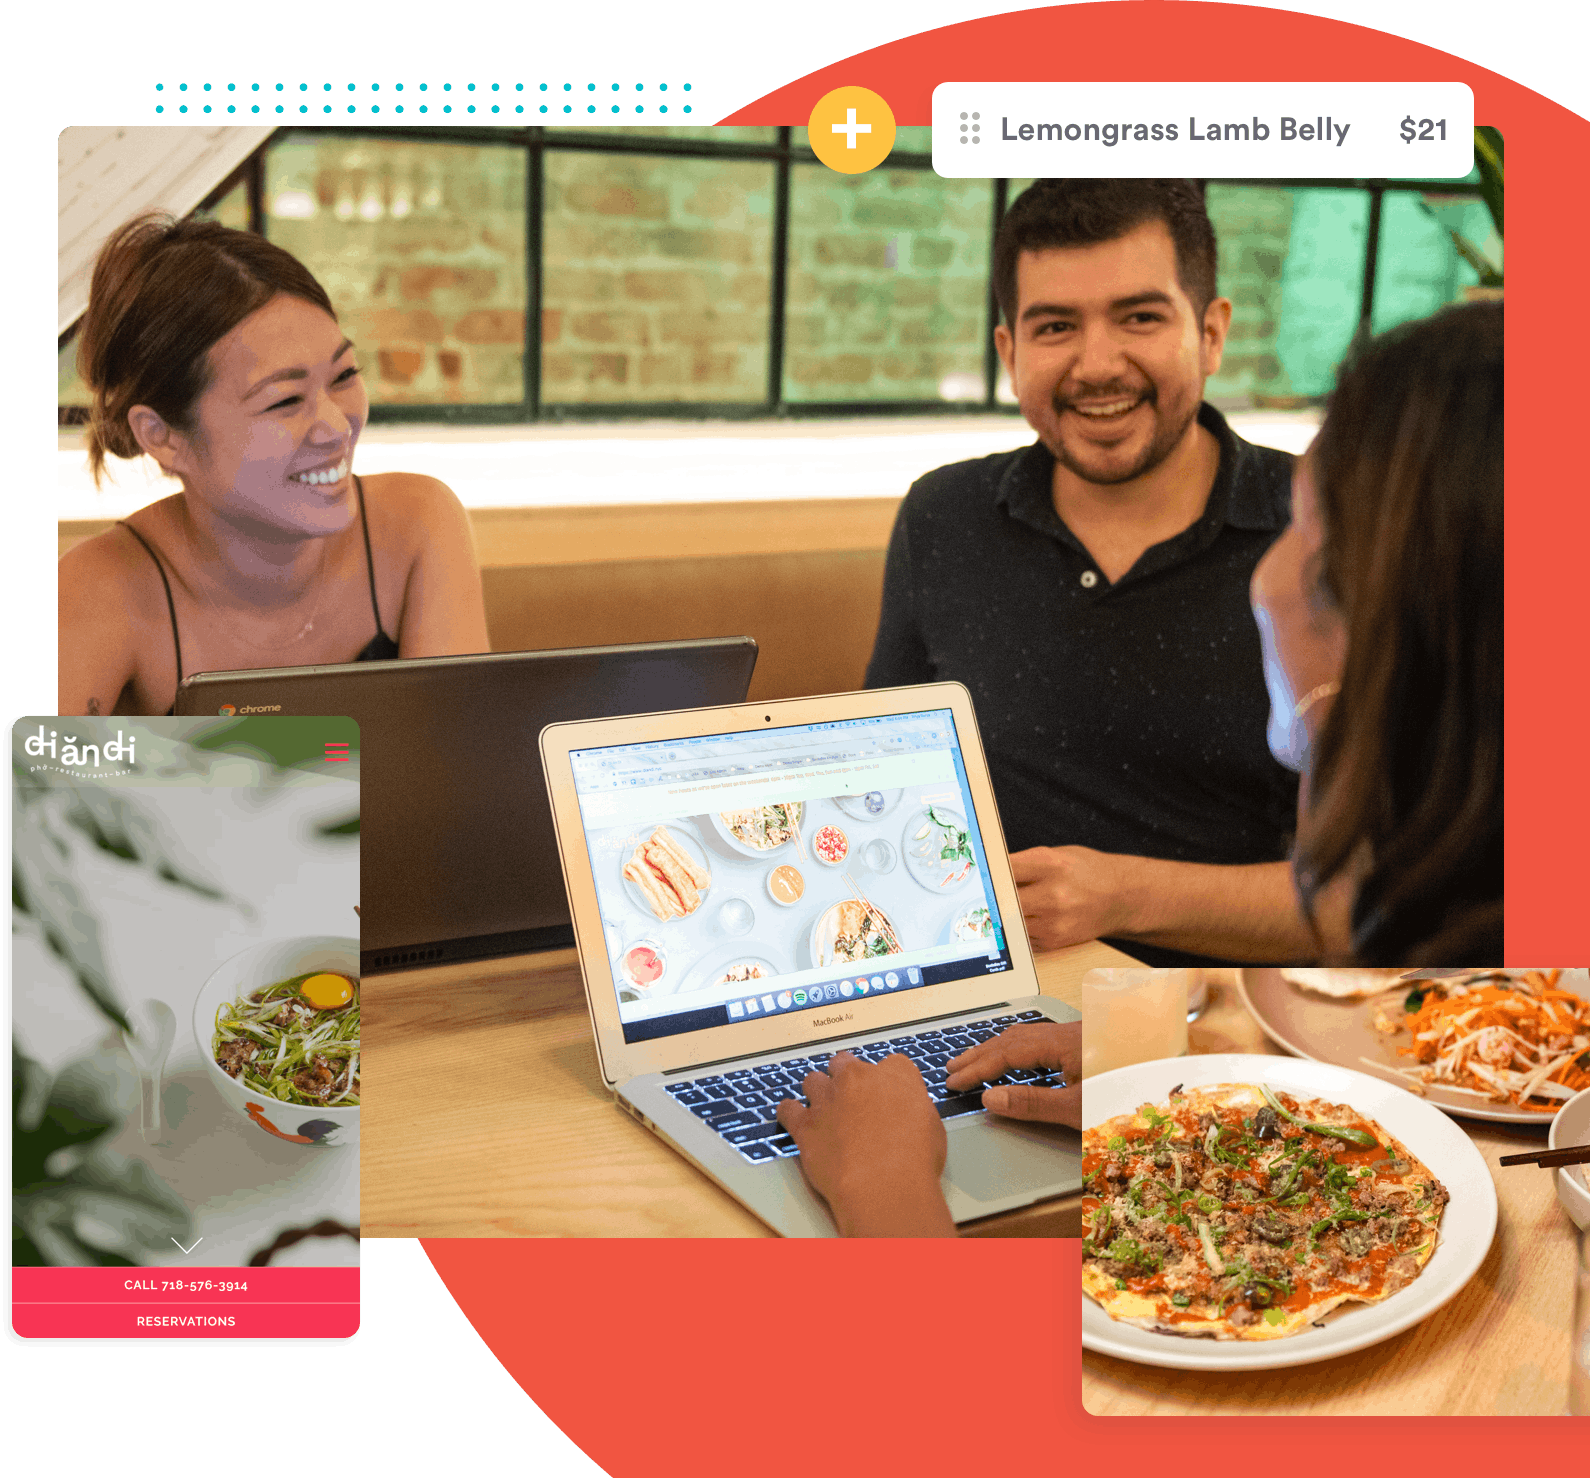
[1251,299,1503,963]
[60,213,490,715]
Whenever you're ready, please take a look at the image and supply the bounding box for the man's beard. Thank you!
[1047,385,1200,487]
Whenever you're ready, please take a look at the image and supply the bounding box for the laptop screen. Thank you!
[567,706,1016,1045]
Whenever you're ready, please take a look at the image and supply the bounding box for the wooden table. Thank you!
[1081,971,1580,1416]
[362,940,1135,1239]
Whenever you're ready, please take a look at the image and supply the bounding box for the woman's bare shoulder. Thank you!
[59,516,171,609]
[361,470,468,520]
[358,471,474,564]
[58,518,176,713]
[357,471,487,653]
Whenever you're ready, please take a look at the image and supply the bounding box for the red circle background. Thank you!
[428,4,1587,1467]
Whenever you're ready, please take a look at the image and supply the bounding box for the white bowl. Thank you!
[617,938,667,995]
[810,823,851,868]
[193,936,360,1148]
[765,864,807,908]
[807,898,903,971]
[1547,1084,1590,1230]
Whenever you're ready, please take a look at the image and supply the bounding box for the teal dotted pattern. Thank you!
[153,82,694,117]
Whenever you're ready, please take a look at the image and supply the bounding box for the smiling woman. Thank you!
[58,214,490,716]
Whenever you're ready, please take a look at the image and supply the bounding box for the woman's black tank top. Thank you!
[119,474,400,715]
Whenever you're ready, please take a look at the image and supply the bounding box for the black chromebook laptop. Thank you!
[175,639,758,972]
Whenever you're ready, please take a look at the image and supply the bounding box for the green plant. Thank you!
[12,749,237,1265]
[13,1044,191,1265]
[13,760,232,1031]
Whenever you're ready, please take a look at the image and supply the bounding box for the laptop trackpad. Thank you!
[943,1118,1078,1203]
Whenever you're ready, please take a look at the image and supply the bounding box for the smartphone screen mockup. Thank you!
[11,716,360,1338]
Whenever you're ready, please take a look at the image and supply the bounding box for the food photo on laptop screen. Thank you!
[568,704,1012,1042]
[540,683,1082,1239]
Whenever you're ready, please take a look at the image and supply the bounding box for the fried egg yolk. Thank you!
[299,972,355,1009]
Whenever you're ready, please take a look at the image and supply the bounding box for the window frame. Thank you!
[58,125,1490,426]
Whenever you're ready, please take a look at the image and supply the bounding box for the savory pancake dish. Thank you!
[1281,968,1402,1000]
[1082,1083,1448,1340]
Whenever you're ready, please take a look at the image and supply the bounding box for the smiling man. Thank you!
[865,179,1309,965]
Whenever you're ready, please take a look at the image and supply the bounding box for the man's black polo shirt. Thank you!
[864,403,1300,966]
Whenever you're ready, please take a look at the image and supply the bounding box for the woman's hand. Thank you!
[945,1020,1081,1128]
[775,1052,955,1238]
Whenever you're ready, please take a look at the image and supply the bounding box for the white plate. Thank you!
[940,901,997,949]
[708,802,806,858]
[679,944,791,996]
[808,898,905,970]
[1238,967,1590,1125]
[832,788,903,821]
[1080,1053,1498,1371]
[619,819,713,923]
[901,805,978,894]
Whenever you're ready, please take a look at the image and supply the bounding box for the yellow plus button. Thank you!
[806,86,896,174]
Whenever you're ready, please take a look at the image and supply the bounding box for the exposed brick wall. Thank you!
[541,152,774,403]
[1205,184,1296,401]
[265,138,527,405]
[785,167,991,403]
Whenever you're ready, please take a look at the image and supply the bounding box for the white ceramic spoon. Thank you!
[121,998,176,1145]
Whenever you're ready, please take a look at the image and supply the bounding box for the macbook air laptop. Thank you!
[175,639,757,972]
[541,682,1080,1237]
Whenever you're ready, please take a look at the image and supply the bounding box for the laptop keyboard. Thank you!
[662,1010,1067,1165]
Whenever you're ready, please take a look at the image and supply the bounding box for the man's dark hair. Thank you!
[993,179,1219,328]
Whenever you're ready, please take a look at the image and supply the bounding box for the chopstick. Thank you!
[1498,1145,1590,1169]
[840,870,902,952]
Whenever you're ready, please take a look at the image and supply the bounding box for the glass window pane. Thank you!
[541,151,774,404]
[1207,185,1367,403]
[547,126,776,144]
[785,165,992,404]
[193,177,250,231]
[264,136,527,406]
[792,125,933,157]
[1371,190,1500,335]
[992,181,1039,403]
[59,333,90,410]
[1207,184,1289,402]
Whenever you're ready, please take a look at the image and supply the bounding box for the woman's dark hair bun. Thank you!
[76,212,336,484]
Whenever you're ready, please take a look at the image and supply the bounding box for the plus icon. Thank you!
[831,108,872,148]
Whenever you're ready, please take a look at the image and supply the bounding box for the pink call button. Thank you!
[12,1266,359,1338]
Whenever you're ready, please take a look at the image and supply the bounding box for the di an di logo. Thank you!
[24,724,136,769]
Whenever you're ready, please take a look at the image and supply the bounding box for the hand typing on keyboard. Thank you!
[775,1053,956,1238]
[946,1020,1081,1128]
